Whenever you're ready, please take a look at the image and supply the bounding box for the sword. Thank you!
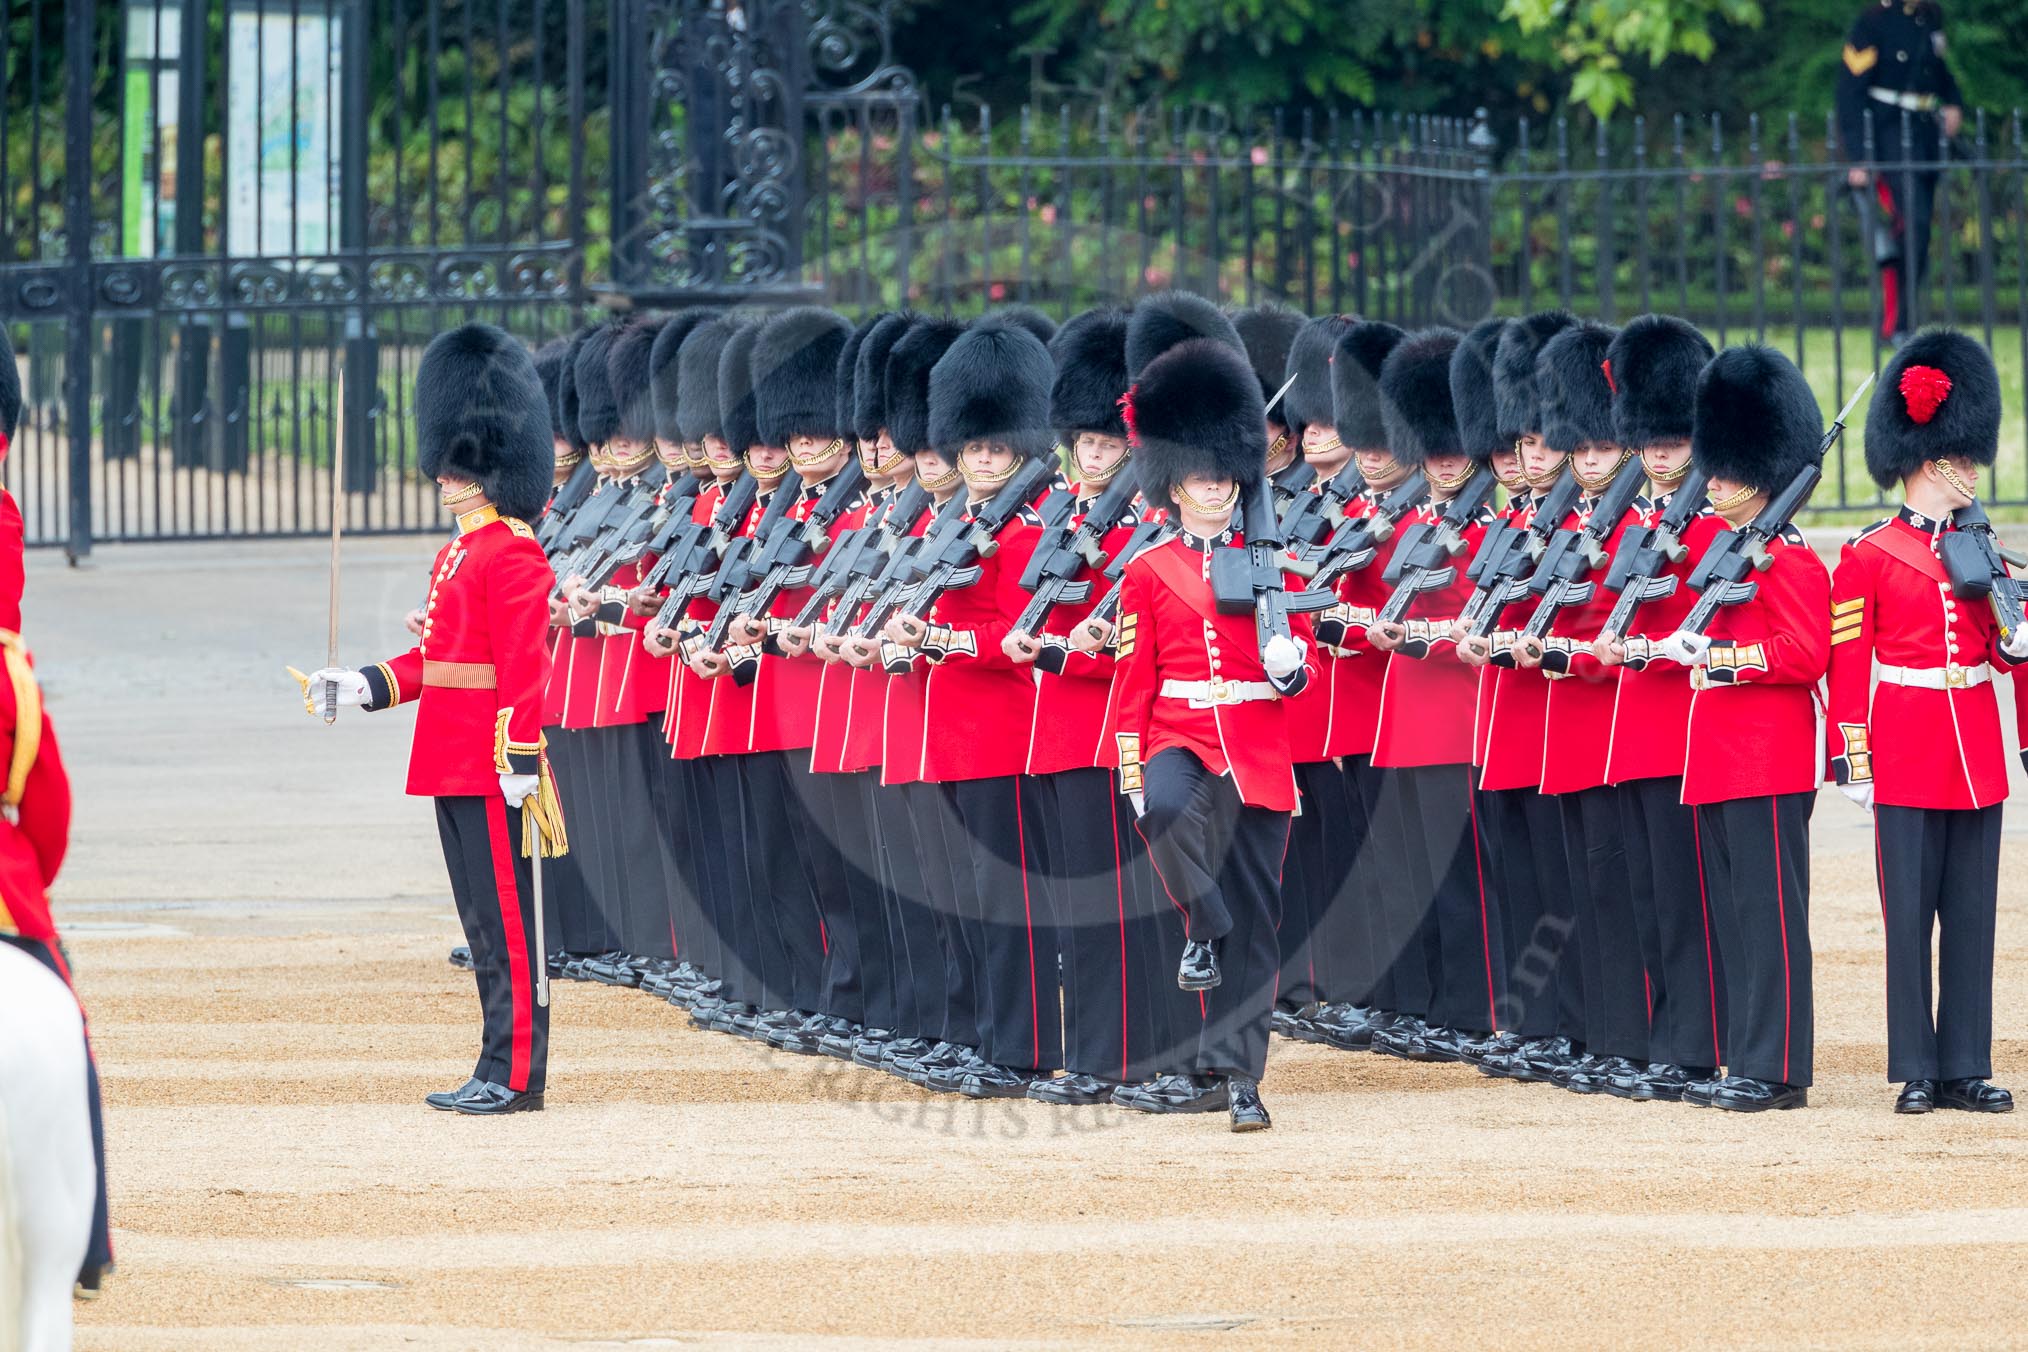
[528,803,549,1008]
[325,367,346,724]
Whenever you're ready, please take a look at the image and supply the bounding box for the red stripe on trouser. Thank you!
[1692,808,1720,1068]
[1015,782,1040,1067]
[1134,817,1207,1020]
[1771,798,1792,1085]
[484,796,536,1092]
[1110,789,1128,1085]
[1465,772,1497,1031]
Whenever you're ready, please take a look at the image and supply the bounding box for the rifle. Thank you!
[1593,468,1711,670]
[1209,473,1340,666]
[709,460,870,662]
[1671,372,1872,638]
[547,479,645,597]
[1070,519,1176,647]
[1268,460,1320,516]
[1371,465,1502,633]
[1297,471,1430,592]
[559,480,665,599]
[638,472,762,621]
[1509,460,1650,664]
[581,473,702,591]
[1942,498,2028,644]
[1457,467,1585,650]
[1012,465,1143,636]
[878,457,1055,672]
[850,494,972,642]
[536,458,598,550]
[807,482,937,635]
[1278,465,1365,568]
[692,470,807,653]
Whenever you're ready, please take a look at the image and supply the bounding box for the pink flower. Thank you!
[989,282,1007,300]
[1040,204,1057,224]
[1251,145,1270,166]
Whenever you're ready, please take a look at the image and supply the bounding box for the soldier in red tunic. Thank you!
[1107,337,1314,1131]
[0,324,26,632]
[1659,345,1831,1112]
[1834,329,2020,1113]
[1591,314,1727,1101]
[882,318,1058,1097]
[305,323,558,1114]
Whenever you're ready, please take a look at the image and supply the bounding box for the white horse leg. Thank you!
[0,946,94,1352]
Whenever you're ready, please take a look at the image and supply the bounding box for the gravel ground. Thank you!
[31,536,2028,1350]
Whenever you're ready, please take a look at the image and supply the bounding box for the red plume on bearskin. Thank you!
[1119,385,1140,445]
[1899,365,1952,424]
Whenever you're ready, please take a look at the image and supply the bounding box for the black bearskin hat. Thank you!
[608,315,663,443]
[885,317,966,456]
[556,328,592,457]
[993,305,1058,348]
[1331,320,1407,451]
[837,312,889,442]
[1231,302,1305,412]
[1282,315,1355,441]
[756,306,853,446]
[1606,314,1714,451]
[1493,309,1576,444]
[928,319,1057,461]
[532,339,571,445]
[0,323,18,444]
[1536,321,1619,454]
[574,321,623,446]
[854,313,916,443]
[1864,327,2002,488]
[1125,339,1268,508]
[1449,318,1507,461]
[1379,329,1466,469]
[1692,345,1824,494]
[1048,306,1131,439]
[415,322,553,521]
[717,322,765,454]
[676,316,736,447]
[1125,290,1243,380]
[651,309,721,445]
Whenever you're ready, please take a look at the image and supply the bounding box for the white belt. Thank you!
[1879,660,1991,690]
[1160,677,1276,708]
[1868,88,1939,113]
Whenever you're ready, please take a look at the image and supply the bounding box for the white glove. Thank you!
[1839,780,1874,814]
[500,773,540,808]
[1263,633,1306,680]
[2002,628,2028,661]
[307,667,370,708]
[1657,631,1711,667]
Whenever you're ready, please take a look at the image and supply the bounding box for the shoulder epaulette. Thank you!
[1848,517,1891,546]
[504,516,536,539]
[1779,524,1807,546]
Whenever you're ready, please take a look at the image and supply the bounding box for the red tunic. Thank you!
[746,474,863,756]
[0,644,71,947]
[0,489,23,633]
[1025,492,1141,776]
[1316,491,1413,760]
[1680,530,1831,806]
[1107,534,1314,812]
[1535,499,1641,795]
[1825,508,2017,810]
[700,490,777,757]
[1478,494,1556,792]
[875,506,941,786]
[1602,506,1726,785]
[810,495,881,775]
[1370,502,1492,769]
[362,510,553,796]
[917,511,1043,783]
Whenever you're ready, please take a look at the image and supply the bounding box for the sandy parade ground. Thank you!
[32,534,2028,1350]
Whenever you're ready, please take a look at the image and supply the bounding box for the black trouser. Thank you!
[803,766,888,1029]
[3,933,112,1277]
[739,750,830,1013]
[1137,747,1288,1083]
[1696,792,1814,1088]
[657,749,720,980]
[1858,114,1942,337]
[1559,785,1645,1062]
[693,755,757,1003]
[941,775,1061,1073]
[1317,755,1387,1011]
[544,726,601,956]
[1620,776,1724,1071]
[435,795,549,1094]
[1480,784,1573,1039]
[1874,802,2001,1083]
[1368,765,1435,1019]
[1032,767,1174,1084]
[1392,764,1499,1036]
[874,779,944,1042]
[581,726,629,954]
[629,722,678,961]
[904,780,973,1046]
[1280,760,1357,1010]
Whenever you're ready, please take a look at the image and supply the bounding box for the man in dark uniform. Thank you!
[305,323,560,1115]
[1837,0,1965,343]
[1107,337,1314,1131]
[1832,328,2019,1113]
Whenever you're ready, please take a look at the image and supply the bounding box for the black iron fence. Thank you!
[8,0,2028,554]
